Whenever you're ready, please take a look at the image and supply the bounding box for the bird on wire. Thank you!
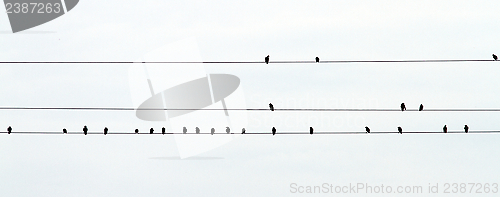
[400,103,406,111]
[419,104,424,111]
[104,127,108,135]
[398,126,403,134]
[265,55,270,64]
[365,126,370,133]
[269,103,274,111]
[83,126,88,135]
[272,127,276,135]
[464,125,469,133]
[443,125,447,133]
[315,57,320,63]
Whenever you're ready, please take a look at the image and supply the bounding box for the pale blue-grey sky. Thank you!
[1,0,500,196]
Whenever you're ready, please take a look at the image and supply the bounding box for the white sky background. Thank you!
[1,0,500,196]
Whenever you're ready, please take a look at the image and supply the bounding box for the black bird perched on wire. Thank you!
[443,125,447,133]
[242,128,246,134]
[135,129,139,134]
[83,125,88,135]
[150,128,154,134]
[196,127,200,134]
[464,125,469,133]
[400,103,406,111]
[162,127,165,135]
[315,57,319,63]
[7,126,12,134]
[211,128,215,135]
[272,127,276,135]
[183,127,187,134]
[419,104,424,111]
[104,127,108,135]
[63,128,67,134]
[493,54,498,61]
[398,126,402,134]
[365,126,370,133]
[226,127,230,134]
[269,103,274,111]
[265,55,269,64]
[310,127,314,135]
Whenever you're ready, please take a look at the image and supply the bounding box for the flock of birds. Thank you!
[2,54,497,135]
[3,102,472,135]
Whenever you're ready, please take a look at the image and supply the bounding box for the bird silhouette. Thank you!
[398,126,402,134]
[493,54,498,61]
[443,125,447,133]
[162,127,165,135]
[83,126,88,135]
[104,127,108,135]
[419,104,424,111]
[196,127,200,134]
[7,126,12,134]
[183,127,187,134]
[365,126,370,133]
[272,127,276,135]
[211,128,215,135]
[135,129,139,134]
[242,128,246,134]
[226,127,230,134]
[150,128,154,134]
[63,128,67,134]
[310,127,314,135]
[464,125,469,133]
[269,103,274,111]
[315,57,319,63]
[400,103,406,111]
[265,55,269,64]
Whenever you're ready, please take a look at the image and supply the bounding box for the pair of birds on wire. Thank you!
[264,55,320,64]
[400,103,425,111]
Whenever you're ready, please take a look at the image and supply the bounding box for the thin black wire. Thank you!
[1,130,499,135]
[0,59,496,64]
[2,107,500,111]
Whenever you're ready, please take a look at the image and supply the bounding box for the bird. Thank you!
[226,127,230,134]
[272,127,276,135]
[310,127,313,135]
[211,128,215,135]
[135,129,139,134]
[269,103,274,111]
[162,127,165,135]
[443,125,447,133]
[419,104,424,111]
[493,54,498,61]
[400,103,406,111]
[365,126,370,133]
[242,128,246,134]
[63,128,67,134]
[7,126,12,134]
[196,127,200,134]
[398,126,402,134]
[83,126,88,135]
[150,128,154,134]
[183,127,187,134]
[104,127,108,135]
[464,125,469,133]
[265,55,269,64]
[315,57,320,63]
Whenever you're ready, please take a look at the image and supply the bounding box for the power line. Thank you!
[1,130,499,135]
[0,59,496,64]
[1,107,500,111]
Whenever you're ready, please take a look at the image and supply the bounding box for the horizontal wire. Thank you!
[1,107,500,111]
[0,131,499,135]
[0,59,497,64]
